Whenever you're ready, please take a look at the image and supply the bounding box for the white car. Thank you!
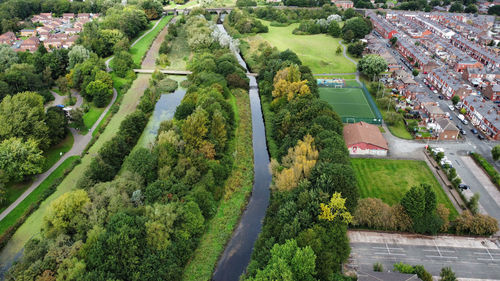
[448,105,454,111]
[433,90,438,94]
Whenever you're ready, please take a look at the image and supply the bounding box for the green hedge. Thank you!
[471,152,500,187]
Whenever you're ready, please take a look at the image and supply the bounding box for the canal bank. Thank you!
[211,24,272,281]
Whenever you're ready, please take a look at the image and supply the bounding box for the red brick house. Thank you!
[18,36,40,52]
[463,95,500,140]
[0,31,17,45]
[484,84,500,102]
[454,58,484,73]
[436,117,459,141]
[343,122,388,156]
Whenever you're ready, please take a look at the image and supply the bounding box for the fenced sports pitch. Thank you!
[319,84,383,124]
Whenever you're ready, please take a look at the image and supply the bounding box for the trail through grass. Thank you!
[243,20,357,74]
[130,16,173,66]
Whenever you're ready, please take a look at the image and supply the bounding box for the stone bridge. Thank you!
[164,7,233,16]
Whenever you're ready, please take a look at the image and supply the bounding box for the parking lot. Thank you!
[349,231,500,279]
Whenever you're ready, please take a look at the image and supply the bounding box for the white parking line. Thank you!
[425,255,458,259]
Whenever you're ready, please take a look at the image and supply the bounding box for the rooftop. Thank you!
[343,122,388,150]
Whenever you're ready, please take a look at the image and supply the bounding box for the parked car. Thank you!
[460,129,466,135]
[478,134,485,140]
[471,128,478,134]
[431,86,435,90]
[458,183,469,190]
[438,95,444,100]
[448,105,454,111]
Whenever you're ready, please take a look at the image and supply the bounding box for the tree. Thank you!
[318,192,353,224]
[0,91,49,149]
[449,2,464,12]
[0,137,44,182]
[139,0,163,20]
[390,36,398,46]
[112,51,134,77]
[3,63,43,93]
[343,8,358,19]
[46,106,68,145]
[412,69,419,76]
[347,41,365,58]
[70,108,85,129]
[44,189,90,238]
[342,17,371,40]
[123,147,157,185]
[86,80,113,107]
[68,45,90,70]
[464,3,478,13]
[440,267,457,281]
[358,55,388,80]
[401,184,442,234]
[451,95,460,105]
[342,29,354,43]
[328,21,341,37]
[488,5,500,15]
[492,145,500,161]
[274,134,318,191]
[336,45,342,55]
[145,203,177,250]
[0,44,18,72]
[182,108,209,149]
[247,239,317,281]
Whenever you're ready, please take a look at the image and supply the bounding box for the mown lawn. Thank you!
[130,15,173,66]
[42,133,74,171]
[351,158,458,218]
[243,20,357,74]
[0,156,80,236]
[83,104,105,132]
[181,89,254,281]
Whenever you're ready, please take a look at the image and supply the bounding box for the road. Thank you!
[349,231,500,279]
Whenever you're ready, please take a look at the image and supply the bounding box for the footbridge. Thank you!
[134,69,257,76]
[164,7,233,16]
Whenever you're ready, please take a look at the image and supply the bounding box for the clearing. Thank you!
[243,20,357,74]
[351,158,458,218]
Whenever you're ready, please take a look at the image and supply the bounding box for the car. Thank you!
[56,104,65,108]
[449,115,453,120]
[431,86,435,90]
[433,90,438,94]
[457,124,462,130]
[458,183,470,190]
[478,134,485,140]
[460,129,467,135]
[424,71,428,74]
[471,128,478,134]
[448,105,454,111]
[438,95,444,100]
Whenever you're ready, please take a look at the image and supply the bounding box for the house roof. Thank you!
[358,271,421,281]
[437,117,459,132]
[343,122,388,150]
[424,103,445,115]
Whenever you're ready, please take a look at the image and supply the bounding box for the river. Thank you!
[211,24,272,281]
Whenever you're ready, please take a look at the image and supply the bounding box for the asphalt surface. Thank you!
[350,242,500,279]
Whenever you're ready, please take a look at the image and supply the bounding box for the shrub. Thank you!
[471,152,500,187]
[393,262,415,274]
[373,262,383,272]
[455,211,499,236]
[157,78,178,93]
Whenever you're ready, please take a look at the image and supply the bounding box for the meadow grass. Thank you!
[243,20,357,74]
[351,158,459,219]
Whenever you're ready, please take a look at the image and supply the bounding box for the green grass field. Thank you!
[319,87,375,119]
[130,16,173,66]
[351,158,458,218]
[82,104,105,132]
[0,156,80,236]
[244,21,357,74]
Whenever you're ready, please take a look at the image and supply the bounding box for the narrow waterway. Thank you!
[135,86,186,148]
[212,24,272,281]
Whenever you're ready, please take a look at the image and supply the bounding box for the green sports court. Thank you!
[319,86,382,124]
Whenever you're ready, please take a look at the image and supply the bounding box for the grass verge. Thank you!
[42,133,74,171]
[351,158,459,219]
[130,15,173,66]
[471,152,500,188]
[181,89,254,281]
[0,156,80,237]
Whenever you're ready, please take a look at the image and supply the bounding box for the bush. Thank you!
[157,78,178,93]
[455,211,499,236]
[471,152,500,187]
[373,262,383,272]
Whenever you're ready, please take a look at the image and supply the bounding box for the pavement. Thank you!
[349,231,500,280]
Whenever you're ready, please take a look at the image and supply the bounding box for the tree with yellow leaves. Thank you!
[318,192,353,224]
[274,134,319,191]
[271,65,311,103]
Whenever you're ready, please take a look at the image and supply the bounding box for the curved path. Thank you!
[0,88,117,222]
[105,15,166,71]
[338,40,360,83]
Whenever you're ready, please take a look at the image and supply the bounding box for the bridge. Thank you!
[134,69,258,77]
[164,7,233,16]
